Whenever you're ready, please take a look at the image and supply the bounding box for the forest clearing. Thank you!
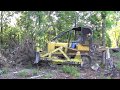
[1,11,120,79]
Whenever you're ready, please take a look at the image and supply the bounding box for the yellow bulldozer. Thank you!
[34,26,111,68]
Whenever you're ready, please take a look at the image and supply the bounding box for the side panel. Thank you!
[48,42,68,53]
[48,42,55,53]
[77,44,89,52]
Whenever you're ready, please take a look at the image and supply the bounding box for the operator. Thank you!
[70,34,82,48]
[70,33,91,49]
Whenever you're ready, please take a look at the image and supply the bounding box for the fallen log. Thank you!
[110,48,120,52]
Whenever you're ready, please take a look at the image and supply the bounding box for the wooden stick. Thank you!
[30,75,44,79]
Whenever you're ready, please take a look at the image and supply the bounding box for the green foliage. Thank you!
[93,30,101,41]
[1,11,120,50]
[105,32,112,47]
[61,65,80,77]
[107,24,120,47]
[106,11,117,29]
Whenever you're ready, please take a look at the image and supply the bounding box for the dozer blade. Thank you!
[34,52,40,64]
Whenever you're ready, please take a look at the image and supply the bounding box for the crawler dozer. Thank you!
[34,26,111,68]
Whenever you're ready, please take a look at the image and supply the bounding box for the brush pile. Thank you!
[0,52,9,68]
[10,37,35,66]
[0,37,36,67]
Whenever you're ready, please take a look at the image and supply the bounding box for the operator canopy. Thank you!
[72,26,92,36]
[52,26,92,41]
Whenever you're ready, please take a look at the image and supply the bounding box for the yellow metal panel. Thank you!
[50,59,81,64]
[74,51,82,63]
[42,46,62,57]
[55,42,68,47]
[48,42,68,53]
[55,42,68,53]
[42,46,70,61]
[77,44,89,51]
[48,42,55,53]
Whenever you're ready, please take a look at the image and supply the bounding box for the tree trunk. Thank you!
[101,12,106,65]
[0,11,3,48]
[74,15,77,27]
[102,15,106,47]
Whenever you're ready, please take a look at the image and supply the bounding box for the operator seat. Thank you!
[70,26,92,49]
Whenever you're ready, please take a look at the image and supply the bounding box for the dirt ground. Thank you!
[0,63,119,79]
[0,65,75,79]
[0,50,120,79]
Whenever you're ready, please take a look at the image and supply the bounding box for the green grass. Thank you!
[0,68,9,75]
[17,69,30,77]
[32,69,39,76]
[0,70,3,75]
[112,52,120,59]
[17,69,40,77]
[43,73,53,79]
[2,68,9,74]
[106,76,112,79]
[25,63,33,69]
[99,73,105,79]
[111,52,120,70]
[112,52,120,70]
[61,65,80,78]
[115,61,120,70]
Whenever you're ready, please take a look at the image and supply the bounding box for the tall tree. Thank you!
[101,11,107,47]
[0,11,3,47]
